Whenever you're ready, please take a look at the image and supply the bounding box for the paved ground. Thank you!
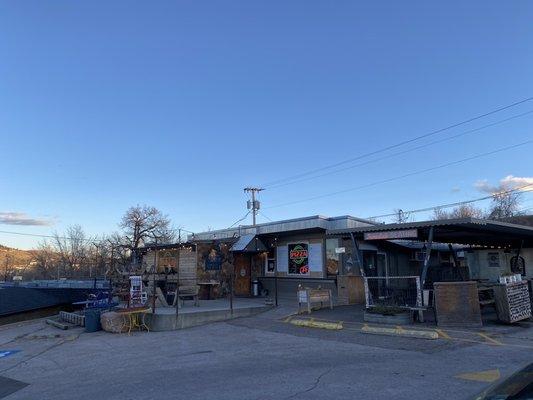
[0,304,532,400]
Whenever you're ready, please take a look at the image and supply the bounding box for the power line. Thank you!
[0,226,198,243]
[261,97,533,188]
[267,109,533,189]
[0,230,105,243]
[258,211,273,222]
[367,184,533,220]
[265,140,533,209]
[228,211,251,228]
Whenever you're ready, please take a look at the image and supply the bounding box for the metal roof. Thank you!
[190,215,375,241]
[230,234,268,252]
[327,218,533,247]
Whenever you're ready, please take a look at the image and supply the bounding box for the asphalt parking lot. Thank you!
[0,304,532,400]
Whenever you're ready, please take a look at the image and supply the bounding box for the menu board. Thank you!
[505,282,531,323]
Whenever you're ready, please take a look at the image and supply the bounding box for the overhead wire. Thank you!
[264,140,533,209]
[366,184,533,220]
[261,97,533,188]
[266,109,533,189]
[228,211,251,228]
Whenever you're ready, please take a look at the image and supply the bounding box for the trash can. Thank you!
[252,280,260,297]
[85,309,102,332]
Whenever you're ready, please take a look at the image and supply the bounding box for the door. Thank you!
[233,253,251,296]
[362,251,377,277]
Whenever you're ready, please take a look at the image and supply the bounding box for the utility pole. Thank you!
[244,187,264,226]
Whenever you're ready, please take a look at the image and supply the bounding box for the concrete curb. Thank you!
[290,318,343,330]
[361,325,438,340]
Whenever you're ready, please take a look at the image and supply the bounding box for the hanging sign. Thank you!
[288,243,309,275]
[205,248,222,270]
[364,229,418,240]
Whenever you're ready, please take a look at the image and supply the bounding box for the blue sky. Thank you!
[1,1,533,249]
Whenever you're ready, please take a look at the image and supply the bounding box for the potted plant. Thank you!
[363,304,412,325]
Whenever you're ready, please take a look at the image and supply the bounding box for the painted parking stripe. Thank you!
[280,315,533,349]
[477,332,503,346]
[455,369,500,383]
[436,329,451,339]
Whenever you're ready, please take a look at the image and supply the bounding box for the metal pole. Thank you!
[175,244,180,317]
[420,226,434,294]
[230,263,234,316]
[152,245,158,314]
[274,258,278,307]
[349,233,364,277]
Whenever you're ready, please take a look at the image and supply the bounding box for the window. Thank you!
[326,239,339,276]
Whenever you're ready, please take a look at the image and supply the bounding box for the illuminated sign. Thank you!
[288,243,309,275]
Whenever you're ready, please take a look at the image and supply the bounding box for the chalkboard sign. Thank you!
[494,281,532,323]
[505,282,531,323]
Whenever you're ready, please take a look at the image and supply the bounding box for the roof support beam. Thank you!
[420,226,434,299]
[349,232,365,277]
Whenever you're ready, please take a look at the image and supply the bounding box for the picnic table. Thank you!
[116,307,151,334]
[198,280,220,300]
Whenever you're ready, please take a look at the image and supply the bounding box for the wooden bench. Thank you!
[174,285,200,307]
[298,288,333,314]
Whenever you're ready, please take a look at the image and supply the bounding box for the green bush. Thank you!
[366,305,407,316]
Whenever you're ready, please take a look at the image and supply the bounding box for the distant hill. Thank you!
[0,245,35,278]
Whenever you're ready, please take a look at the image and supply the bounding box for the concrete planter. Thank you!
[363,310,411,325]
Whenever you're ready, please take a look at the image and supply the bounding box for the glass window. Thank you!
[326,239,339,276]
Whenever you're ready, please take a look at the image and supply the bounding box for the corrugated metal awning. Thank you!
[327,218,533,247]
[230,234,268,252]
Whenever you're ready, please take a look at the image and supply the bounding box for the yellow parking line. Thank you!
[477,332,503,346]
[279,314,533,349]
[436,329,451,340]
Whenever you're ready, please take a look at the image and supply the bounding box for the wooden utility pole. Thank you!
[244,187,264,226]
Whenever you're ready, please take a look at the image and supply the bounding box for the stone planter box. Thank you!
[363,310,412,325]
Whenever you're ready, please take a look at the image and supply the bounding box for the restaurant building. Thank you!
[189,215,375,298]
[189,216,533,309]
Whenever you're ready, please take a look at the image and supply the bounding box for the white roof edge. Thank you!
[190,214,376,240]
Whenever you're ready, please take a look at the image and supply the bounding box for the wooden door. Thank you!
[233,253,251,296]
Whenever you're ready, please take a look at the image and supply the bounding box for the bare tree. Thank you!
[487,191,521,219]
[53,225,90,278]
[393,209,410,223]
[3,251,14,282]
[33,241,58,279]
[433,204,484,220]
[119,205,174,265]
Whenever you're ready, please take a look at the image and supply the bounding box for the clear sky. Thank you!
[1,1,533,249]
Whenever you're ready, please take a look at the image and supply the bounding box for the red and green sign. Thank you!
[288,243,309,274]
